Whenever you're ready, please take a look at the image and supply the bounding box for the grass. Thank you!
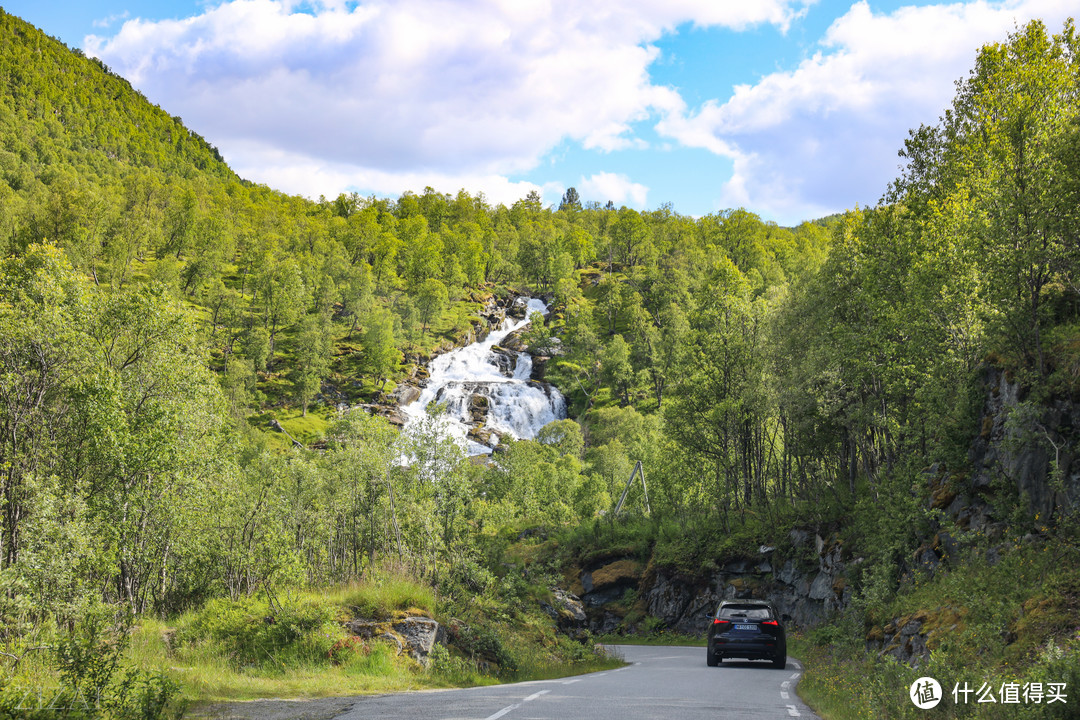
[323,572,437,620]
[507,651,623,681]
[247,406,333,447]
[110,565,623,709]
[792,538,1080,720]
[129,617,456,703]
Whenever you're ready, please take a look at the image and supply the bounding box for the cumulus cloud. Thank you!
[579,172,649,208]
[656,0,1080,222]
[224,138,550,207]
[86,0,805,204]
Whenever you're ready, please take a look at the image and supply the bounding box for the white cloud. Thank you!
[85,0,805,205]
[92,11,130,29]
[579,172,649,208]
[223,138,549,208]
[656,0,1080,222]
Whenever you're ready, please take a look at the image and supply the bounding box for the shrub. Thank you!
[0,610,184,720]
[174,597,339,668]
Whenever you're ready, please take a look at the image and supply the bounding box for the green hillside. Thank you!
[0,8,233,183]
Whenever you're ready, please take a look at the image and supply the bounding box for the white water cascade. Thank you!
[401,298,566,455]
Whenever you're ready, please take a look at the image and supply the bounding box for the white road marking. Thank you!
[792,662,802,670]
[790,672,801,680]
[483,690,550,720]
[781,691,790,700]
[787,704,801,717]
[561,678,581,685]
[483,704,519,720]
[781,681,790,690]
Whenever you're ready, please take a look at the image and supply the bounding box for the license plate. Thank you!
[735,624,754,631]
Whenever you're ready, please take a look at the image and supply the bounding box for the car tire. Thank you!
[771,654,786,669]
[707,650,719,667]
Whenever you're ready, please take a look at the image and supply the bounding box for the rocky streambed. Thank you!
[398,294,566,455]
[296,292,567,457]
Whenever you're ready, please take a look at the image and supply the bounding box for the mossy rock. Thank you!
[590,559,643,591]
[565,567,585,597]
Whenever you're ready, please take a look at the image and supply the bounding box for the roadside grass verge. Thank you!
[117,566,620,707]
[792,539,1080,719]
[0,566,619,715]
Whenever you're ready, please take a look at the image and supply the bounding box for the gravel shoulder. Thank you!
[185,696,365,720]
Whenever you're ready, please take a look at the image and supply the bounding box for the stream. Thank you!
[401,297,567,455]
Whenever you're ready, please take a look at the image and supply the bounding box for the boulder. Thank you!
[507,297,529,319]
[964,366,1080,520]
[644,571,694,622]
[808,572,834,601]
[468,393,489,423]
[467,426,497,447]
[567,530,861,636]
[344,616,443,664]
[530,356,549,381]
[500,331,524,352]
[481,308,506,331]
[541,588,588,637]
[489,347,518,377]
[393,384,422,406]
[582,558,642,594]
[357,404,406,428]
[394,617,442,661]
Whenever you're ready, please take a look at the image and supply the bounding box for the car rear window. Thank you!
[718,605,773,621]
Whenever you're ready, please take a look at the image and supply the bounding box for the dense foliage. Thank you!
[2,7,1080,718]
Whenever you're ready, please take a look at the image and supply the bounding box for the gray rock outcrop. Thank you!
[967,366,1080,521]
[574,532,854,637]
[344,616,444,664]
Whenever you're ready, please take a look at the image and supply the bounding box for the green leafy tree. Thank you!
[559,187,582,212]
[601,334,634,406]
[416,278,448,334]
[255,255,307,371]
[361,308,399,389]
[325,411,400,576]
[290,314,333,416]
[0,245,91,570]
[949,20,1078,375]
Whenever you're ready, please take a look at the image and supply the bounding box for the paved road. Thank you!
[333,645,820,720]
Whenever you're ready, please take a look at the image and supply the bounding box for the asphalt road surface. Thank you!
[332,645,820,720]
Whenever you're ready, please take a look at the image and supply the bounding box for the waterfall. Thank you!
[401,297,567,455]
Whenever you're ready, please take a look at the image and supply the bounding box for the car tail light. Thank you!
[713,619,731,626]
[761,620,779,626]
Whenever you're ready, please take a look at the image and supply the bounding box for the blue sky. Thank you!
[4,0,1077,224]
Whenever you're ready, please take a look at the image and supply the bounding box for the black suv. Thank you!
[706,600,786,668]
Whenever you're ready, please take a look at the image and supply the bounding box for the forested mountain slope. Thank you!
[0,9,232,179]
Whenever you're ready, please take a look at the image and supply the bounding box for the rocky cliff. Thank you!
[565,530,855,638]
